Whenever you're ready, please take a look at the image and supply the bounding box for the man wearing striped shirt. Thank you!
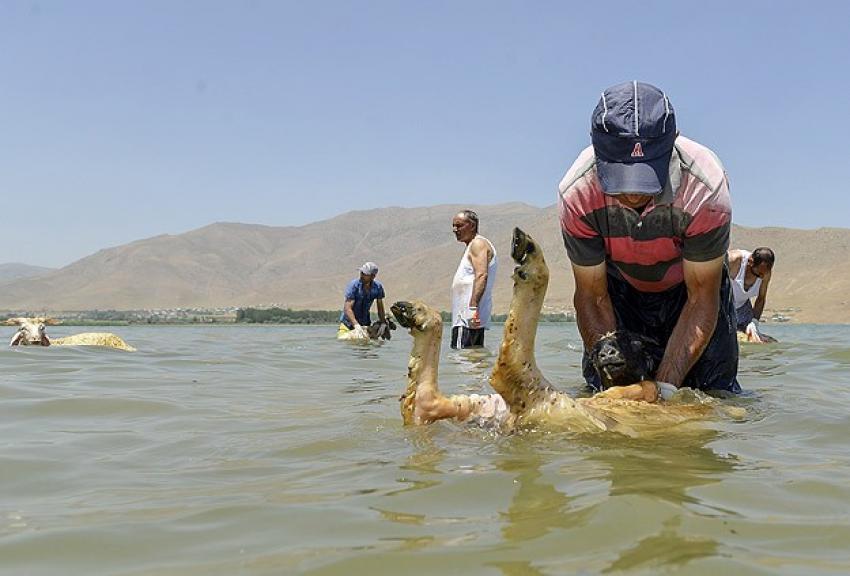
[558,81,739,401]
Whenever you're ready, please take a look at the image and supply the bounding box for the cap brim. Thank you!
[597,154,670,195]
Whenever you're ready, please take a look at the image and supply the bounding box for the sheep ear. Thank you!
[5,318,24,326]
[44,318,61,325]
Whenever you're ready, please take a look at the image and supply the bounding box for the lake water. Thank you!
[2,322,849,575]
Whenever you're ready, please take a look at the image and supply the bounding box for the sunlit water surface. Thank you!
[2,323,850,575]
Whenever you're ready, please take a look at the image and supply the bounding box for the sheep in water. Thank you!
[391,228,743,436]
[6,317,136,351]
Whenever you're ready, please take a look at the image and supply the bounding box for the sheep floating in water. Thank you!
[6,317,136,352]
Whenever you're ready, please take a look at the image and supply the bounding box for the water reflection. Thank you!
[604,516,718,573]
[447,346,494,394]
[584,430,737,507]
[339,339,386,360]
[586,430,737,572]
[371,428,447,552]
[447,346,494,365]
[495,452,586,542]
[489,559,546,576]
[486,428,738,574]
[383,428,445,500]
[487,451,586,576]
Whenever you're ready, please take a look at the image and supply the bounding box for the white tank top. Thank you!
[731,250,762,309]
[452,235,497,328]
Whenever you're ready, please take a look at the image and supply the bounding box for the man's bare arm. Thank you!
[571,262,617,350]
[467,238,490,308]
[376,299,386,323]
[726,249,743,278]
[467,238,491,328]
[753,271,771,320]
[656,255,724,387]
[571,262,662,401]
[343,299,359,327]
[567,261,681,402]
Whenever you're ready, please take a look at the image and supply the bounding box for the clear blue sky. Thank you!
[2,0,848,267]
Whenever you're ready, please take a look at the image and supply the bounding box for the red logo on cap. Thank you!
[631,143,644,158]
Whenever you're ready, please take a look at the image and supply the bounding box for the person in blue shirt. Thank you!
[337,262,390,340]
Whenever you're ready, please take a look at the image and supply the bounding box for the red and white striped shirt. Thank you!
[558,135,731,293]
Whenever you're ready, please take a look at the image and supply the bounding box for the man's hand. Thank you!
[374,320,393,340]
[595,380,660,402]
[467,307,481,329]
[745,319,763,343]
[655,255,723,385]
[352,324,369,340]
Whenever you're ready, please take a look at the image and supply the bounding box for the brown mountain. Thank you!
[0,263,54,283]
[0,203,844,323]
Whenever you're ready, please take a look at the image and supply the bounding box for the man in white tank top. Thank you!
[451,210,498,349]
[727,247,775,341]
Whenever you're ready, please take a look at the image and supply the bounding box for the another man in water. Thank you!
[558,81,739,402]
[337,262,390,340]
[728,247,775,342]
[451,210,497,349]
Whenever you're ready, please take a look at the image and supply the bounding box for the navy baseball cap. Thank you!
[591,81,677,195]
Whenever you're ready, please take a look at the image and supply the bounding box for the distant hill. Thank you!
[0,203,844,323]
[0,263,54,283]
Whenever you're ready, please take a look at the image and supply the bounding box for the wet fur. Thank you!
[7,318,135,351]
[393,228,721,436]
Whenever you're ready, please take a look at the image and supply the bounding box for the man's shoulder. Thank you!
[727,249,745,262]
[343,278,361,298]
[558,145,597,196]
[727,249,744,271]
[675,135,728,192]
[469,235,495,255]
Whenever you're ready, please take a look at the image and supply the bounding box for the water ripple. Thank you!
[1,323,850,574]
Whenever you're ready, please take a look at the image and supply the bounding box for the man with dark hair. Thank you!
[558,81,739,402]
[451,210,497,349]
[728,247,775,342]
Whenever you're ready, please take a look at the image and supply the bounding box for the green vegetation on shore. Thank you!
[2,307,575,325]
[0,309,235,325]
[237,308,574,324]
[236,308,338,324]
